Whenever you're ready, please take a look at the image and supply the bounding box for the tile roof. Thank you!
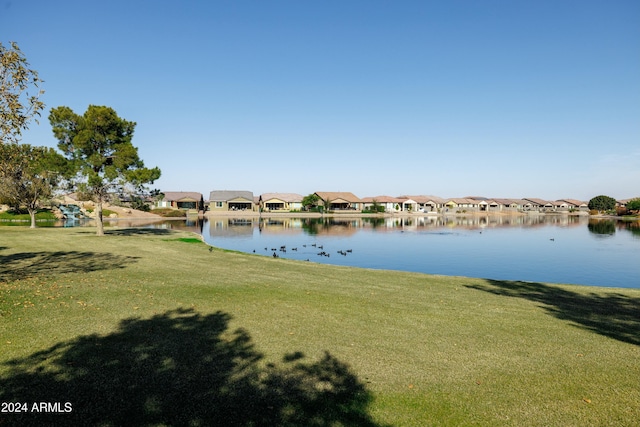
[361,195,402,203]
[314,192,363,203]
[260,193,304,202]
[523,198,552,205]
[399,195,446,204]
[617,198,639,204]
[162,191,203,202]
[445,198,479,204]
[209,190,254,201]
[492,198,521,205]
[559,199,587,206]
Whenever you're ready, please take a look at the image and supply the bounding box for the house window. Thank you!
[215,202,223,208]
[178,201,197,209]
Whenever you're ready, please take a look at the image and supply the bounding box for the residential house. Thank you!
[259,193,304,212]
[558,199,589,211]
[515,199,536,211]
[398,195,443,212]
[155,191,204,211]
[523,198,553,212]
[314,192,363,211]
[395,197,419,212]
[465,197,507,213]
[361,196,400,212]
[552,199,589,212]
[444,198,480,212]
[418,195,446,212]
[552,200,571,211]
[209,190,255,211]
[478,200,500,212]
[492,198,522,212]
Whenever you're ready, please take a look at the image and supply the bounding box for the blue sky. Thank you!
[2,0,639,200]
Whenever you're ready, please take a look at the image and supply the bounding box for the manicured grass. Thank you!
[1,227,639,426]
[0,209,57,222]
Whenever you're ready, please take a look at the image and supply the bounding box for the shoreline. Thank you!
[2,207,636,223]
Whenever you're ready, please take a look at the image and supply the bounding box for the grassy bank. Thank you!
[0,209,58,222]
[1,227,638,426]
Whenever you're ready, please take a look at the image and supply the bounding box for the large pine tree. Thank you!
[49,105,161,236]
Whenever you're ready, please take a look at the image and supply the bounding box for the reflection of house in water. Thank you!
[297,218,362,236]
[258,218,304,235]
[357,214,585,232]
[208,218,256,238]
[204,214,590,240]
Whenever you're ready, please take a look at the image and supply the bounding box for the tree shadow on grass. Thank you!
[105,228,174,236]
[0,251,140,282]
[0,308,384,427]
[467,279,640,346]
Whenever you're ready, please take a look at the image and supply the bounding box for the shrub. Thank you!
[626,198,640,212]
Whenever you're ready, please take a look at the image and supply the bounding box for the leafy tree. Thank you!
[321,197,333,213]
[49,105,161,236]
[365,199,384,214]
[0,143,69,228]
[302,193,320,211]
[0,41,45,144]
[625,198,640,212]
[588,195,617,213]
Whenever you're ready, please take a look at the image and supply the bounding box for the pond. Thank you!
[6,215,639,288]
[197,215,638,288]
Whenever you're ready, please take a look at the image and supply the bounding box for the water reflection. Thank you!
[206,214,588,239]
[623,221,640,238]
[159,215,637,241]
[588,219,616,237]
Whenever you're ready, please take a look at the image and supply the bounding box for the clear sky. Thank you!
[2,0,639,201]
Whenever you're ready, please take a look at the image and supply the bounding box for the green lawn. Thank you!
[1,227,638,426]
[0,209,57,222]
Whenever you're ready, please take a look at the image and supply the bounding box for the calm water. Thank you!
[197,215,639,288]
[10,215,639,288]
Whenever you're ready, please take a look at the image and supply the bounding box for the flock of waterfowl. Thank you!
[253,243,353,260]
